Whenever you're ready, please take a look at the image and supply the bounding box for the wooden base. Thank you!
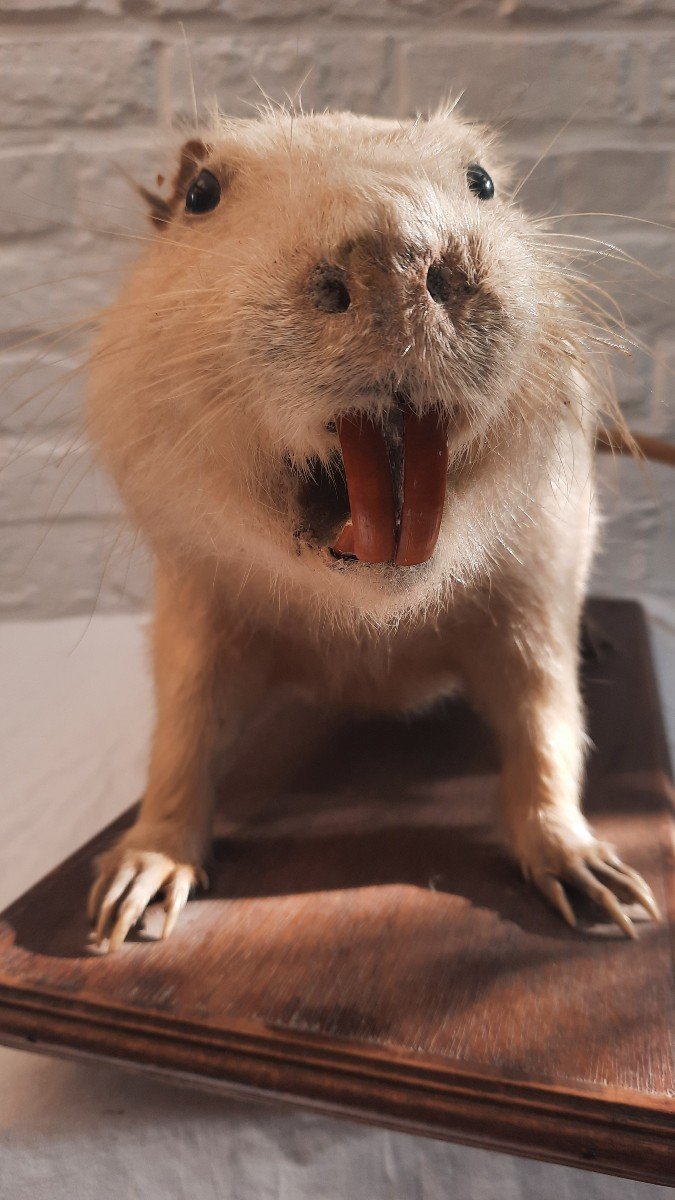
[0,600,673,1183]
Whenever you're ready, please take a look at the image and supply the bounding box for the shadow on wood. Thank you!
[0,600,673,1185]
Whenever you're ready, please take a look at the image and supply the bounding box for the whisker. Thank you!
[510,102,588,202]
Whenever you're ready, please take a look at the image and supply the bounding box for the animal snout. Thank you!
[307,244,476,318]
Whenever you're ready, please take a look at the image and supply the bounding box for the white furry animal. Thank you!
[86,110,659,950]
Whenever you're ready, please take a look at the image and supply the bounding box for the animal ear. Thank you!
[140,139,211,229]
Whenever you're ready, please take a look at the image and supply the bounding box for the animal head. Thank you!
[88,110,594,627]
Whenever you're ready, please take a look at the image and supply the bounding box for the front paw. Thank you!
[512,811,659,938]
[87,827,208,951]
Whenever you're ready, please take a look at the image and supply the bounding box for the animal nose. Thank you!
[425,254,474,305]
[307,263,351,313]
[306,246,474,317]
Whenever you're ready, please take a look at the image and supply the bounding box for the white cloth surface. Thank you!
[0,608,673,1200]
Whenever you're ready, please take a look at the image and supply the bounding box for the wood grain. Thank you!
[0,600,673,1183]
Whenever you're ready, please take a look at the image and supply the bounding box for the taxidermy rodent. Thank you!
[86,109,662,950]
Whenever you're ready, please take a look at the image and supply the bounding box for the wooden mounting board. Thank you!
[0,599,673,1184]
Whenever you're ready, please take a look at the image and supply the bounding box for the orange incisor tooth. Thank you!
[335,414,396,564]
[332,409,449,567]
[395,409,449,567]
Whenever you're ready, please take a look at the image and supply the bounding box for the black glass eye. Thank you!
[185,169,221,214]
[467,164,494,201]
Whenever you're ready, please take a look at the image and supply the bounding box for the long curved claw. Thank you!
[567,861,637,939]
[519,821,659,939]
[162,868,193,940]
[590,858,661,921]
[107,862,170,952]
[537,873,577,929]
[89,846,206,951]
[94,864,137,944]
[87,862,113,924]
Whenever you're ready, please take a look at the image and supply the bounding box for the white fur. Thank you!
[86,111,658,948]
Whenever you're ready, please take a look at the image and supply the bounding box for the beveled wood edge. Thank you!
[2,1030,670,1191]
[1,600,672,1183]
[0,982,673,1186]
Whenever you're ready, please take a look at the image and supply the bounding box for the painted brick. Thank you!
[580,232,675,338]
[154,0,394,13]
[0,347,86,436]
[592,455,658,596]
[627,37,675,124]
[0,37,159,130]
[402,36,626,128]
[0,437,122,524]
[0,150,73,238]
[396,0,498,11]
[76,142,167,237]
[498,0,611,14]
[154,0,328,13]
[645,468,675,601]
[2,0,119,12]
[652,340,675,439]
[513,147,673,225]
[501,0,675,16]
[225,0,407,13]
[533,224,674,346]
[0,6,672,621]
[0,517,150,618]
[169,33,395,122]
[593,450,675,611]
[609,347,654,428]
[0,233,135,337]
[137,0,231,10]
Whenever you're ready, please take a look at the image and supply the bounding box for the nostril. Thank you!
[426,258,473,305]
[307,264,351,314]
[426,261,452,304]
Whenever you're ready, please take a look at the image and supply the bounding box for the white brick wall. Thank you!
[0,1,673,619]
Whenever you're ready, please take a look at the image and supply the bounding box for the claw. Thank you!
[591,859,661,921]
[107,862,169,952]
[568,862,637,939]
[162,868,193,940]
[537,873,577,929]
[89,844,204,951]
[87,865,111,924]
[95,864,136,944]
[518,818,659,939]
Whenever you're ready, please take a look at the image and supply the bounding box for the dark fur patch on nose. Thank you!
[336,229,426,274]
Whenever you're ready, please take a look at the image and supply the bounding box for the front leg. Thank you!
[455,607,659,937]
[88,565,259,950]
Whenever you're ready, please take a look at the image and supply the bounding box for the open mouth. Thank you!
[296,395,449,568]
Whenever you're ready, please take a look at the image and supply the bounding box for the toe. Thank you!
[162,867,194,940]
[567,861,637,938]
[107,862,170,952]
[87,864,112,924]
[95,864,137,944]
[537,873,577,929]
[590,857,660,921]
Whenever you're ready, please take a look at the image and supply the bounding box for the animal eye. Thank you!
[467,164,494,201]
[185,169,221,214]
